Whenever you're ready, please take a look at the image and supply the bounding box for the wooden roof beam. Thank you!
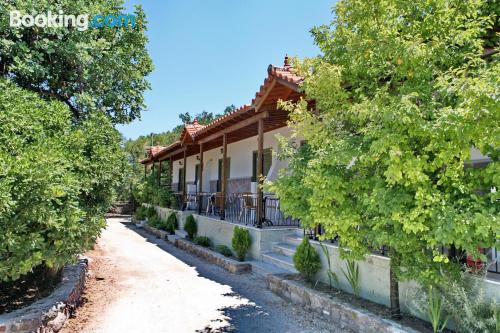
[198,111,269,144]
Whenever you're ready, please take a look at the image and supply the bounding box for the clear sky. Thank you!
[117,0,335,140]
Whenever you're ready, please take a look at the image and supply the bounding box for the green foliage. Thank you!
[319,242,339,288]
[427,287,448,333]
[0,79,126,281]
[341,260,360,297]
[215,245,233,257]
[134,206,148,220]
[0,0,153,124]
[440,272,498,332]
[145,206,157,219]
[184,215,197,239]
[132,170,173,207]
[148,215,161,228]
[194,236,211,248]
[410,272,499,332]
[293,237,321,281]
[494,302,500,333]
[267,0,499,286]
[165,213,178,234]
[231,227,251,262]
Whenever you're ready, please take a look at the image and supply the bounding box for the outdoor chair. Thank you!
[239,192,257,225]
[207,192,223,216]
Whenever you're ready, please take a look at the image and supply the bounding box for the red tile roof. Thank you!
[140,56,303,164]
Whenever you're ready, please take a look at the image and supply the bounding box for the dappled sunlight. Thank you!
[86,218,256,333]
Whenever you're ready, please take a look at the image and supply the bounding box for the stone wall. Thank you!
[227,177,251,194]
[0,260,88,333]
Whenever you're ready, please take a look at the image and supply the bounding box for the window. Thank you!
[217,158,230,192]
[252,148,272,182]
[178,167,184,192]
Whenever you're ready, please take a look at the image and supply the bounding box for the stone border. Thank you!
[175,238,251,274]
[0,259,88,333]
[267,274,421,333]
[143,223,169,240]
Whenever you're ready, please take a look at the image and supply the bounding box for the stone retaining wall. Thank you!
[267,274,420,333]
[0,259,88,333]
[175,239,251,274]
[143,223,169,240]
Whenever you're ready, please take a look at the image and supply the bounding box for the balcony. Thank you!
[171,192,299,228]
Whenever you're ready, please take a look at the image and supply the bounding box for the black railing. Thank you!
[172,192,299,228]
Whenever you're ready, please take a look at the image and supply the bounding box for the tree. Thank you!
[0,79,127,281]
[0,0,153,124]
[267,0,499,306]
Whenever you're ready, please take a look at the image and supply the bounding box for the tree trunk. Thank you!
[389,253,402,319]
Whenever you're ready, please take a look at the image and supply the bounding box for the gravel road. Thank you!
[61,217,350,333]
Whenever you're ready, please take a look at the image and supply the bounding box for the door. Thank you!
[217,158,230,192]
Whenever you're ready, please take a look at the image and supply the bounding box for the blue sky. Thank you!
[117,0,335,140]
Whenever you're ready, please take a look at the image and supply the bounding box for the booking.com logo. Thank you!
[9,10,136,31]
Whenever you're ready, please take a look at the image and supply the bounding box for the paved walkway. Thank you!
[62,217,349,333]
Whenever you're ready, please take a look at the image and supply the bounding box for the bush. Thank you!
[410,272,499,332]
[232,227,251,261]
[134,206,148,220]
[194,236,211,247]
[184,214,197,239]
[216,245,233,257]
[145,206,157,219]
[293,237,321,281]
[148,215,161,228]
[0,79,126,281]
[165,213,178,234]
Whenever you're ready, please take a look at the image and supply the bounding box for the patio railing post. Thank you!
[198,143,204,215]
[256,118,264,228]
[221,134,227,220]
[182,148,187,210]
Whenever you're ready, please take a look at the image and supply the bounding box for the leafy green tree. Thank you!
[0,0,153,124]
[268,0,499,309]
[0,79,127,281]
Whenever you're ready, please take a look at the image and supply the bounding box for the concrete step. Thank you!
[272,242,297,257]
[293,228,305,237]
[261,252,297,273]
[166,234,181,243]
[174,229,187,238]
[249,260,294,278]
[283,234,304,247]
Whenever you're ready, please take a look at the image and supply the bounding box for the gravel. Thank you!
[62,217,351,333]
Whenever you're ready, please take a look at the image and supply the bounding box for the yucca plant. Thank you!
[319,242,339,288]
[428,286,448,333]
[341,260,360,297]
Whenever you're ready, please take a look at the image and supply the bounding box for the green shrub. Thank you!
[148,215,161,228]
[145,206,156,219]
[134,206,148,220]
[232,227,251,261]
[194,236,211,247]
[216,245,233,257]
[184,214,197,239]
[0,79,126,281]
[164,213,178,234]
[293,237,321,281]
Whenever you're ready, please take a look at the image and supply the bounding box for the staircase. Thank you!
[251,229,304,277]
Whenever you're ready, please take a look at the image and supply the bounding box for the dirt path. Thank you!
[62,217,349,333]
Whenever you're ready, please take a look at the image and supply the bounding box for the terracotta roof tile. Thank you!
[141,55,304,164]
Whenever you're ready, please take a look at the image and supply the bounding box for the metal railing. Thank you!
[487,247,499,275]
[171,192,299,228]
